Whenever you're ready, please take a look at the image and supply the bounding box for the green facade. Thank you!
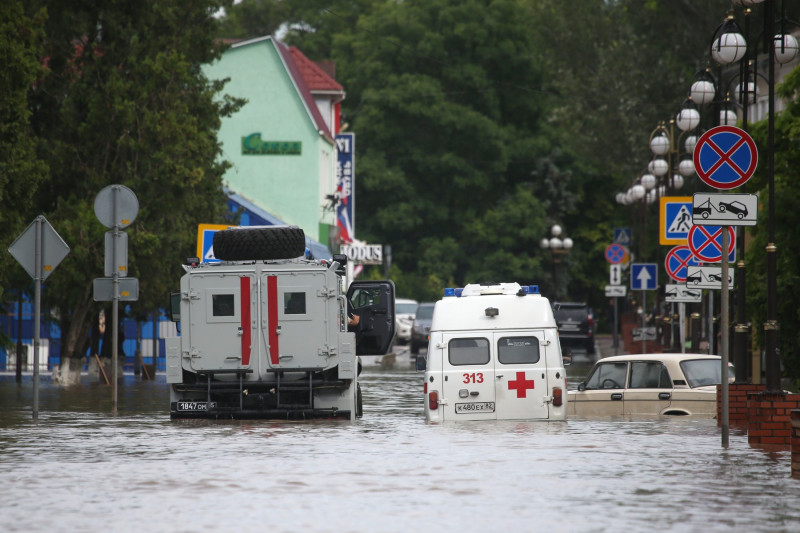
[204,37,336,242]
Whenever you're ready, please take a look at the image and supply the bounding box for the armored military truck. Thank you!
[165,225,395,420]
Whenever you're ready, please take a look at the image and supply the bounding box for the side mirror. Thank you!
[577,382,586,391]
[415,354,426,372]
[562,355,572,366]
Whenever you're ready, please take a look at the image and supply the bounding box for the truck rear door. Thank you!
[188,273,254,371]
[493,331,551,420]
[441,334,496,420]
[263,272,331,369]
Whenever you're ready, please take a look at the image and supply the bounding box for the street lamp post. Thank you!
[539,225,573,300]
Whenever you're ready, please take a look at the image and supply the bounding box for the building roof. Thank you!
[230,36,341,143]
[288,46,344,94]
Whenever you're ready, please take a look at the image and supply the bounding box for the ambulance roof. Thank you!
[430,282,556,332]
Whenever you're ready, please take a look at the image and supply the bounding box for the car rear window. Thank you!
[629,361,672,389]
[554,308,588,321]
[448,338,490,366]
[497,337,540,364]
[416,304,434,319]
[396,303,418,314]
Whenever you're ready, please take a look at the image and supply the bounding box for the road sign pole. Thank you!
[112,187,120,413]
[613,298,619,354]
[642,292,647,354]
[33,217,42,420]
[721,226,730,448]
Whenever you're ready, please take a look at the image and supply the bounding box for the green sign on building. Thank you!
[242,133,301,155]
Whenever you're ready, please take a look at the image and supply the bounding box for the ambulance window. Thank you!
[497,337,540,364]
[448,338,490,366]
[284,292,306,315]
[212,294,235,317]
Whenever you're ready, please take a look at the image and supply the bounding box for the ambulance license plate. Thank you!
[176,401,217,411]
[455,402,495,414]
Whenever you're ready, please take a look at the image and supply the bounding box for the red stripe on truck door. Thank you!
[267,275,279,365]
[240,276,251,365]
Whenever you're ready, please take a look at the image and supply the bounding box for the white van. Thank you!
[422,282,568,422]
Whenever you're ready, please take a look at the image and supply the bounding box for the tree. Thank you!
[25,0,242,383]
[0,2,48,308]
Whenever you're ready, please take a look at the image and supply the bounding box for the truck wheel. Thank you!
[213,226,306,261]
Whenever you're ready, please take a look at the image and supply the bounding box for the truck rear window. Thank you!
[448,338,490,366]
[212,294,235,317]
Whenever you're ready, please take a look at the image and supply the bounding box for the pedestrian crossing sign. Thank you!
[660,196,693,245]
[196,223,231,263]
[614,227,632,245]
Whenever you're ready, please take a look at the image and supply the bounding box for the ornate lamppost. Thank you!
[539,225,573,300]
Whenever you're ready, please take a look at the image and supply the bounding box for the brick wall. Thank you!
[747,392,800,447]
[717,383,766,425]
[620,312,663,354]
[792,411,800,479]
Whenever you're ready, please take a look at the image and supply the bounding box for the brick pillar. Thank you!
[718,383,766,426]
[792,411,800,479]
[747,392,800,448]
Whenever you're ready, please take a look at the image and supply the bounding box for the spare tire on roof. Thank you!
[213,225,306,261]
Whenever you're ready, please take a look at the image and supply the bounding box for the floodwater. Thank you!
[1,350,799,533]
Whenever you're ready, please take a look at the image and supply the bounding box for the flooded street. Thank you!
[1,350,799,533]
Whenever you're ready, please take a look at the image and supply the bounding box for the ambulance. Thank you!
[422,282,568,422]
[165,225,395,420]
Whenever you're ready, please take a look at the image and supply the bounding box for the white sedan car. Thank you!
[568,353,729,417]
[394,298,418,344]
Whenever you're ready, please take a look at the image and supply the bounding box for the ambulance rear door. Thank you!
[441,334,496,420]
[493,331,551,420]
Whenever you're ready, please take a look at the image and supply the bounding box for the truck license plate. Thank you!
[455,402,495,414]
[177,401,217,411]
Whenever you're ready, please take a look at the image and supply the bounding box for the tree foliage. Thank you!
[19,0,242,375]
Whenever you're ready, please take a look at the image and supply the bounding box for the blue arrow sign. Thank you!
[631,263,657,291]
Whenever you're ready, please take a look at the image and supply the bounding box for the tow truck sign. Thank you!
[665,284,702,303]
[692,193,757,226]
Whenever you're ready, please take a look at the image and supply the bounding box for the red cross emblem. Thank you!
[508,372,535,398]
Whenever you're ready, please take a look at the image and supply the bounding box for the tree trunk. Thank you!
[52,283,93,386]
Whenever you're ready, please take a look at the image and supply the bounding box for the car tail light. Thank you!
[428,391,439,410]
[552,387,563,407]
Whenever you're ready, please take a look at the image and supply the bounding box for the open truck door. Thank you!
[348,280,396,355]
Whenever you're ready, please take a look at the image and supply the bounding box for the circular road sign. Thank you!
[605,243,629,265]
[693,125,758,190]
[94,185,139,229]
[665,245,700,283]
[687,225,736,263]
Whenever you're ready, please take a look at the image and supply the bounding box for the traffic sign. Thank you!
[694,125,758,190]
[196,224,231,264]
[605,243,629,264]
[93,277,139,301]
[660,196,693,245]
[631,263,657,291]
[8,216,70,281]
[614,228,632,245]
[692,193,757,226]
[665,284,702,303]
[605,285,627,298]
[686,266,734,290]
[664,245,700,283]
[687,225,736,263]
[94,185,139,229]
[609,264,622,285]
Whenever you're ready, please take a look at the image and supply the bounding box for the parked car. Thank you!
[568,353,731,417]
[394,298,418,344]
[410,302,435,354]
[552,302,595,355]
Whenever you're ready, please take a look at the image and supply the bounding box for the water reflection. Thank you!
[0,361,799,533]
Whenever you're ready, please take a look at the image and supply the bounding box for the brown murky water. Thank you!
[1,352,799,532]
